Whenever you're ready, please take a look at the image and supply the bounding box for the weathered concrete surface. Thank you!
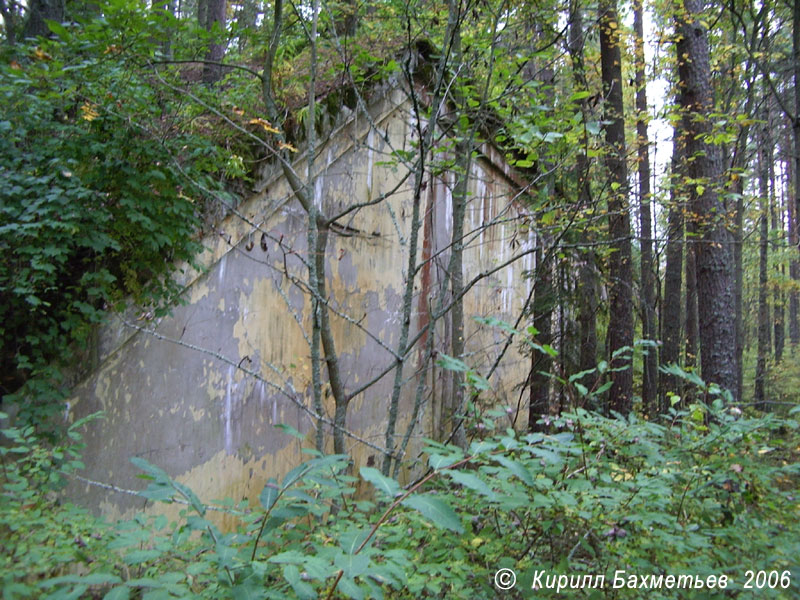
[68,85,536,522]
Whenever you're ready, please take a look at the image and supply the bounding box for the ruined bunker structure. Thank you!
[67,74,539,522]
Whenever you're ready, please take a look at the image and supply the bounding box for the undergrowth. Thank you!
[3,388,800,599]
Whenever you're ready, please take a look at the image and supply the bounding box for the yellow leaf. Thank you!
[80,102,99,122]
[33,47,52,61]
[248,118,281,134]
[279,141,298,153]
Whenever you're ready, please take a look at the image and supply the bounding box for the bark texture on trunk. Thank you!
[755,133,770,409]
[634,0,656,412]
[202,0,227,84]
[599,0,633,413]
[23,0,64,39]
[676,0,737,398]
[568,3,598,381]
[660,137,684,410]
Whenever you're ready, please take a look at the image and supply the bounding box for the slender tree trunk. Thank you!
[634,0,656,412]
[0,0,17,45]
[385,0,467,468]
[197,0,207,31]
[334,0,358,37]
[599,0,633,413]
[447,139,469,450]
[262,0,348,454]
[685,227,698,371]
[793,0,800,351]
[733,173,744,400]
[441,0,475,450]
[529,246,554,430]
[661,137,684,410]
[755,131,770,409]
[770,118,784,363]
[152,0,176,58]
[568,2,598,380]
[676,0,737,398]
[236,0,258,52]
[788,123,800,348]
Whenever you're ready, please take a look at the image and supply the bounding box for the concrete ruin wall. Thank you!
[68,85,537,522]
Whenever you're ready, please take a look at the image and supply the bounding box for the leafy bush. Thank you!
[0,412,114,598]
[0,5,235,427]
[4,393,798,600]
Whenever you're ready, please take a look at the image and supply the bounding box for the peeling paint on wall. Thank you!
[68,84,537,521]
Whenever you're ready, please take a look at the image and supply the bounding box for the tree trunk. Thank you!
[0,0,18,45]
[568,3,598,381]
[334,0,358,37]
[793,0,800,351]
[236,0,258,52]
[446,141,469,450]
[732,167,744,401]
[770,119,784,363]
[660,137,684,410]
[755,131,769,409]
[599,0,633,413]
[788,124,800,348]
[152,0,176,58]
[676,0,737,398]
[633,0,656,413]
[685,225,698,371]
[22,0,64,39]
[202,0,226,84]
[529,245,553,430]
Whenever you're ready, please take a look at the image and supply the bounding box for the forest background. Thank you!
[2,0,800,598]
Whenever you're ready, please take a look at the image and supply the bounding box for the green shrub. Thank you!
[4,395,797,600]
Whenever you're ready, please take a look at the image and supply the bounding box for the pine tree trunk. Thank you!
[676,0,737,398]
[734,175,744,401]
[788,125,799,348]
[23,0,64,39]
[599,0,633,413]
[793,0,800,351]
[685,226,698,371]
[634,0,656,412]
[755,134,770,409]
[529,246,554,430]
[202,0,226,84]
[770,120,784,363]
[661,136,684,410]
[568,4,598,381]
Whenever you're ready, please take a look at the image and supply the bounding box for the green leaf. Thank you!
[339,527,372,555]
[401,495,463,533]
[334,551,370,579]
[444,469,496,500]
[436,353,468,372]
[42,574,122,587]
[360,467,401,497]
[494,455,534,486]
[338,575,365,600]
[103,587,130,600]
[274,423,305,439]
[283,565,316,600]
[46,20,70,40]
[259,478,279,510]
